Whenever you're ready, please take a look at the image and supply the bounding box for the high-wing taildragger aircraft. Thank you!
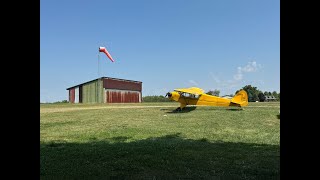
[165,87,248,111]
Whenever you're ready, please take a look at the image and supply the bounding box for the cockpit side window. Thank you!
[180,92,199,99]
[182,93,190,97]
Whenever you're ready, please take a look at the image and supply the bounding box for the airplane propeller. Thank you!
[165,92,172,98]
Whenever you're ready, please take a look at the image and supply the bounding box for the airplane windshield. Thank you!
[180,92,199,99]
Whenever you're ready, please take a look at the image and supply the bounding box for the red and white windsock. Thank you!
[99,46,114,62]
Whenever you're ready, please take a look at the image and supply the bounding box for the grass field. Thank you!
[40,102,280,179]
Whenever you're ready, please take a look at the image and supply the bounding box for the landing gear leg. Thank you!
[175,103,186,112]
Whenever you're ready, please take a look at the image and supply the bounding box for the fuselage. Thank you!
[168,91,235,108]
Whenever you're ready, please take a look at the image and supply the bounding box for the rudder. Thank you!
[230,90,248,107]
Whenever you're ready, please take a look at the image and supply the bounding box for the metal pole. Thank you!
[98,53,100,77]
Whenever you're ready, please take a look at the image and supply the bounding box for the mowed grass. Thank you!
[40,102,280,179]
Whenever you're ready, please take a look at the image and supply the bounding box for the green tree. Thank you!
[53,100,68,103]
[258,92,266,102]
[143,95,172,102]
[241,85,260,102]
[206,90,214,95]
[272,91,278,99]
[206,89,220,96]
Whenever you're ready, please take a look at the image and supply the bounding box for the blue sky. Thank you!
[40,0,279,102]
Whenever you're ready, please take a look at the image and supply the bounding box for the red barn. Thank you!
[66,77,142,103]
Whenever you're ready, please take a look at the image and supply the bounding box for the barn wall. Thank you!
[69,88,75,103]
[82,79,104,103]
[79,86,83,103]
[74,87,79,103]
[68,77,142,104]
[105,89,141,103]
[103,78,142,91]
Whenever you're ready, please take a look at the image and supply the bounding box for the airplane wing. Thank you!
[174,87,205,95]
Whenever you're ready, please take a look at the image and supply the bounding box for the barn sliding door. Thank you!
[106,90,140,103]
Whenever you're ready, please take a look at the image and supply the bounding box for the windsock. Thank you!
[99,46,114,62]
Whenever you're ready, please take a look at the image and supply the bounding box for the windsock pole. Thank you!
[98,52,100,77]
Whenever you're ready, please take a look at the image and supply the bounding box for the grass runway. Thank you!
[40,102,280,179]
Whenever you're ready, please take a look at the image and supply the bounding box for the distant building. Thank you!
[66,77,142,103]
[265,96,277,102]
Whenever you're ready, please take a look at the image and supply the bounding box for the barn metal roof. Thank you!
[66,77,142,90]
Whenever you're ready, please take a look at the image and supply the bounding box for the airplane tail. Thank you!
[230,90,248,107]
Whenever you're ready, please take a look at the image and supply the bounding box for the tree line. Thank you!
[143,85,279,102]
[221,85,279,102]
[142,95,173,102]
[53,85,279,103]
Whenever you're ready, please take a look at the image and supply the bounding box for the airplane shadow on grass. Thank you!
[41,133,280,179]
[226,108,244,111]
[161,106,246,113]
[165,106,197,113]
[160,106,197,113]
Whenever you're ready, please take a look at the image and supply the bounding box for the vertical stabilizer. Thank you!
[230,90,248,107]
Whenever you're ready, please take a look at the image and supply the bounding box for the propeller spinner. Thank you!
[165,92,172,98]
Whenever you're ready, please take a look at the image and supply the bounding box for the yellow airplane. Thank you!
[165,87,248,111]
